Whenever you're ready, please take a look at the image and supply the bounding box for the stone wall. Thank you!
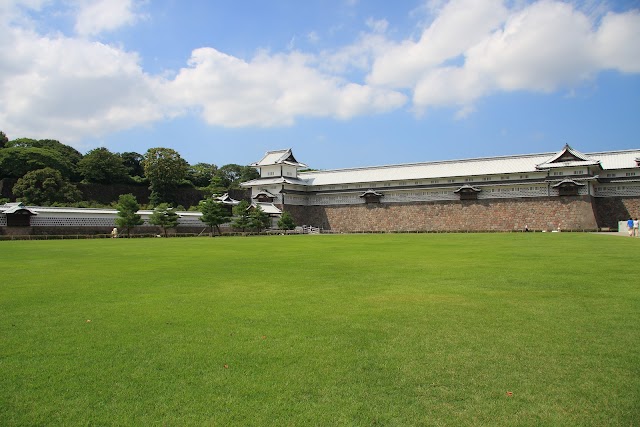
[593,197,640,228]
[285,196,600,232]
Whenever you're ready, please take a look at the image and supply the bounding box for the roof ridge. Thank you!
[298,148,640,175]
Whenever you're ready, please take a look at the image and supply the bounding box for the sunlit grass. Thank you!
[1,234,638,425]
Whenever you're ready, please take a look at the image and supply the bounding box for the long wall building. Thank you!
[241,145,640,232]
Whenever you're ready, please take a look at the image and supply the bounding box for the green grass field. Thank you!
[1,233,639,426]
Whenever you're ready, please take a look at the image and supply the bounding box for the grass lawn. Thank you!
[1,233,639,426]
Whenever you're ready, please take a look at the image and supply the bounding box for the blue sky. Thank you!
[1,0,639,170]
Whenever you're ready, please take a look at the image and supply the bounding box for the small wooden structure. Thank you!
[3,202,37,227]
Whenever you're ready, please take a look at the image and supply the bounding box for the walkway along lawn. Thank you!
[1,233,638,425]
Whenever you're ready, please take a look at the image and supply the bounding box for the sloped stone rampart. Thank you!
[593,197,640,229]
[285,196,602,232]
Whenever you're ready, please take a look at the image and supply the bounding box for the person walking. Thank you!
[627,218,634,237]
[634,218,639,237]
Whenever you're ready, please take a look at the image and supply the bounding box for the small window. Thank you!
[626,172,636,177]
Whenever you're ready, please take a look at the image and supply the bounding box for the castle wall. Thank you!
[593,197,640,229]
[285,196,601,232]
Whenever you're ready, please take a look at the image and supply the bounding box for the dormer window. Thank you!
[552,179,584,196]
[359,189,383,204]
[253,190,276,203]
[454,185,481,200]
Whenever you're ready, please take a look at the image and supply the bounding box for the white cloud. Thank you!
[0,0,639,144]
[593,10,640,73]
[166,48,407,127]
[74,0,140,36]
[368,0,640,116]
[368,0,508,88]
[0,23,165,142]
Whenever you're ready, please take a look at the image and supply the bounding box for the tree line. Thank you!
[0,130,258,208]
[114,194,296,237]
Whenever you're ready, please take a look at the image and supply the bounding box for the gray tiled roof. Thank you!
[297,149,640,187]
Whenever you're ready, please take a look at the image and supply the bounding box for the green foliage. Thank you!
[198,198,231,235]
[8,138,83,167]
[115,193,143,237]
[77,147,129,184]
[0,234,638,426]
[148,203,179,237]
[188,163,218,188]
[0,146,75,179]
[215,164,259,189]
[277,210,296,230]
[249,205,271,231]
[231,200,251,231]
[0,131,8,149]
[142,147,189,205]
[119,152,144,178]
[12,167,81,206]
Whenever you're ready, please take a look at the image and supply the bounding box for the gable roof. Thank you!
[536,144,601,169]
[1,202,38,215]
[250,149,307,168]
[296,148,640,187]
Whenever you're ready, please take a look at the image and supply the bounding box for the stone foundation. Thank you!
[285,196,603,232]
[593,197,640,229]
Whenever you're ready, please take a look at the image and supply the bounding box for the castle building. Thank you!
[241,145,640,232]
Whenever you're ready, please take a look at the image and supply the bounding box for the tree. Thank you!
[149,203,179,237]
[119,152,144,178]
[7,138,83,178]
[12,167,81,206]
[0,131,8,149]
[142,148,189,205]
[199,198,231,235]
[77,147,129,184]
[215,164,259,190]
[277,211,296,230]
[115,193,143,237]
[0,146,75,179]
[188,163,218,188]
[231,200,251,232]
[249,205,271,232]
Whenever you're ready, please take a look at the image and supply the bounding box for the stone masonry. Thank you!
[285,196,611,232]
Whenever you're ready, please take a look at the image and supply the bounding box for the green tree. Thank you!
[249,205,271,232]
[0,146,75,179]
[277,211,296,230]
[7,138,83,178]
[149,203,179,237]
[119,152,144,178]
[231,200,251,232]
[77,147,129,184]
[142,148,189,205]
[199,198,231,235]
[188,163,218,188]
[115,193,143,237]
[12,167,81,206]
[0,131,8,149]
[215,164,259,190]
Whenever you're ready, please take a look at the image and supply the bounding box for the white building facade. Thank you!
[241,145,640,232]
